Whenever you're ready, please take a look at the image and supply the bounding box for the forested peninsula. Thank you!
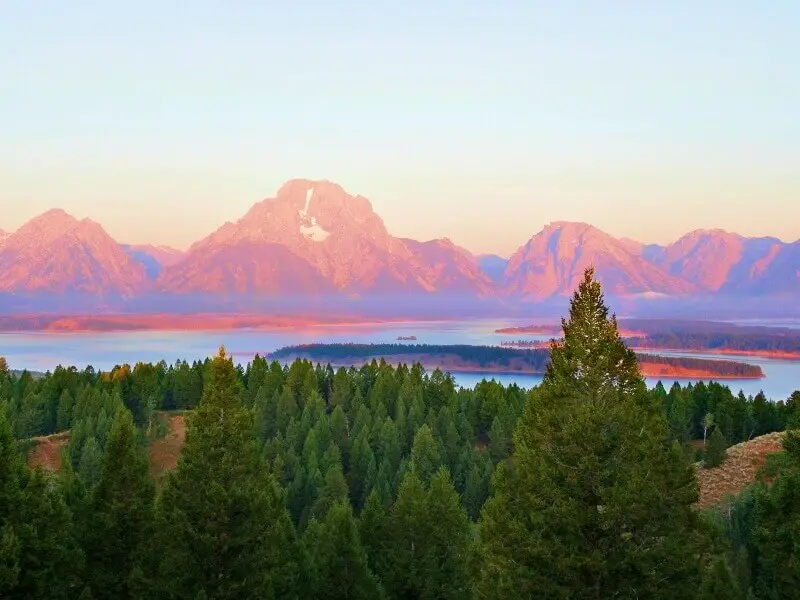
[497,320,800,360]
[269,343,765,379]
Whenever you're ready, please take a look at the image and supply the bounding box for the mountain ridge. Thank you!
[1,178,798,307]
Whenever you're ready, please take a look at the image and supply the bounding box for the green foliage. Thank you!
[151,347,306,599]
[748,430,800,598]
[705,426,728,469]
[83,408,154,599]
[0,274,798,598]
[699,556,747,600]
[306,503,385,600]
[368,467,472,600]
[475,268,715,599]
[0,407,83,598]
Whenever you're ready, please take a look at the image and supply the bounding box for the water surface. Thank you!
[1,319,797,400]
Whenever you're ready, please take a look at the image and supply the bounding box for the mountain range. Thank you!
[0,179,798,314]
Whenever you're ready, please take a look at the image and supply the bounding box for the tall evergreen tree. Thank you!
[750,430,800,598]
[704,426,728,469]
[475,268,713,599]
[152,347,306,599]
[307,502,385,600]
[0,409,22,596]
[372,467,471,600]
[84,408,155,599]
[0,409,83,598]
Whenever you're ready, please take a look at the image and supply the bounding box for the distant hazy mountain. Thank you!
[502,222,695,300]
[476,254,509,284]
[1,179,797,313]
[0,209,146,295]
[123,244,186,279]
[648,230,780,293]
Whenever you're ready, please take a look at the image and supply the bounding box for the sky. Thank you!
[1,1,798,256]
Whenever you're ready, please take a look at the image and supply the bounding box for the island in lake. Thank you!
[495,324,561,335]
[496,319,800,361]
[397,335,417,341]
[269,343,765,380]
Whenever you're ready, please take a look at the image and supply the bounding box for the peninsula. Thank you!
[268,343,765,380]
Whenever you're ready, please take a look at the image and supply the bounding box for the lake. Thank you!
[1,318,798,401]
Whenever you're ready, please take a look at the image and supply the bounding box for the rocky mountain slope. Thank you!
[1,180,797,307]
[0,209,147,295]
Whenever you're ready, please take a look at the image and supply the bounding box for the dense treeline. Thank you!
[271,342,554,370]
[271,342,764,378]
[627,331,800,354]
[0,270,799,598]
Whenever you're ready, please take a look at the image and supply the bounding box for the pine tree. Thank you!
[83,407,155,599]
[704,426,728,469]
[371,466,471,600]
[475,268,713,599]
[699,556,746,600]
[0,409,22,596]
[488,416,509,463]
[2,406,84,598]
[152,346,307,599]
[56,389,74,432]
[359,489,389,572]
[750,430,800,598]
[78,437,103,488]
[307,502,385,600]
[409,423,442,482]
[10,468,84,599]
[311,460,349,520]
[376,468,427,598]
[419,468,472,600]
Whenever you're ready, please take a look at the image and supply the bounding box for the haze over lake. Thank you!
[2,319,797,401]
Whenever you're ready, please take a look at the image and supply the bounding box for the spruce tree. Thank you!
[0,411,83,598]
[372,467,471,600]
[475,268,713,599]
[307,502,385,600]
[699,556,746,600]
[0,409,22,596]
[311,460,349,520]
[750,430,800,597]
[152,346,306,599]
[11,468,84,599]
[419,468,472,600]
[704,426,728,469]
[409,423,442,482]
[84,407,155,599]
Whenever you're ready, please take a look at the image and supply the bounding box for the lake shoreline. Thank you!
[0,313,439,334]
[498,341,800,362]
[270,353,765,381]
[629,347,800,362]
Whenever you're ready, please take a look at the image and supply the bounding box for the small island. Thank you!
[500,340,549,348]
[397,335,417,341]
[495,324,560,335]
[269,343,765,380]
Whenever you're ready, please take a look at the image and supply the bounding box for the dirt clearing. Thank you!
[27,431,70,472]
[149,414,187,482]
[695,431,785,509]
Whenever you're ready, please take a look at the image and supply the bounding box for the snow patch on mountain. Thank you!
[298,186,331,242]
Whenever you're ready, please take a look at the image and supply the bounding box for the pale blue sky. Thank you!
[1,1,798,255]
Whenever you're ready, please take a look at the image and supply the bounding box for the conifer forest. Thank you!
[2,269,799,599]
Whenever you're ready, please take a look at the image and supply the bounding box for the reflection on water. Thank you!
[0,318,797,401]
